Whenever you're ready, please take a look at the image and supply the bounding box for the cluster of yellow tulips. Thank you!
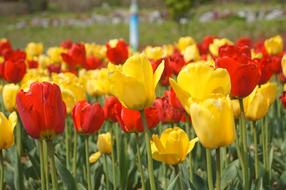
[0,35,285,190]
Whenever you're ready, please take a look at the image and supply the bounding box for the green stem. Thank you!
[0,150,4,190]
[115,124,122,190]
[104,155,110,190]
[85,137,91,190]
[65,122,70,169]
[16,123,24,190]
[43,140,49,190]
[252,121,259,179]
[206,149,214,190]
[215,149,221,190]
[239,98,249,190]
[135,133,146,190]
[111,130,116,190]
[262,119,270,183]
[47,140,58,190]
[39,140,46,190]
[140,111,156,190]
[72,132,78,177]
[175,165,183,190]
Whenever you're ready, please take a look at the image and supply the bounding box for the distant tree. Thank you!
[25,0,48,12]
[163,0,192,22]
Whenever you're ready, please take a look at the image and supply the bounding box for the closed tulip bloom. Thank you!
[0,112,17,149]
[89,132,112,164]
[72,100,104,134]
[169,61,231,113]
[190,97,236,148]
[2,83,19,112]
[61,43,86,69]
[25,42,44,59]
[264,35,283,55]
[106,39,129,65]
[151,127,198,165]
[16,82,66,139]
[97,132,112,154]
[243,82,277,121]
[109,54,164,110]
[103,96,122,122]
[52,73,86,113]
[182,44,200,63]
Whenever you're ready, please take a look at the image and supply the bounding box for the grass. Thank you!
[0,1,286,49]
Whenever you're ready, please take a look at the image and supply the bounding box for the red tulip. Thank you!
[236,37,252,48]
[16,82,67,139]
[198,35,215,55]
[168,49,186,75]
[47,64,62,74]
[216,44,261,97]
[106,39,129,65]
[1,50,26,83]
[117,106,159,133]
[154,90,186,124]
[72,100,104,134]
[0,39,12,57]
[61,43,86,69]
[83,56,104,70]
[103,96,122,122]
[61,39,73,49]
[251,57,272,85]
[27,60,39,69]
[280,91,286,108]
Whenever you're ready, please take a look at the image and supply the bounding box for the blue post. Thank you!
[129,0,139,51]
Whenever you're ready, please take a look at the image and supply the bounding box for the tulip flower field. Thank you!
[0,35,286,190]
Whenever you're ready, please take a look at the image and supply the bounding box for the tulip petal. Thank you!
[154,60,165,89]
[169,78,191,114]
[89,152,101,164]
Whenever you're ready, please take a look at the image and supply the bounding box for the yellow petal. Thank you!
[0,112,16,149]
[282,55,286,77]
[153,60,165,89]
[89,152,102,164]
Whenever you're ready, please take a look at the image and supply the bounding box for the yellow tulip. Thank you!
[243,82,277,121]
[2,83,19,112]
[108,54,164,110]
[52,73,86,113]
[169,62,231,112]
[177,36,196,52]
[231,99,241,119]
[190,97,236,148]
[89,132,112,164]
[47,47,66,64]
[209,38,233,56]
[264,35,283,55]
[182,44,200,63]
[144,46,165,61]
[281,55,286,77]
[97,132,112,154]
[151,127,198,165]
[25,42,44,59]
[0,112,17,150]
[84,43,106,59]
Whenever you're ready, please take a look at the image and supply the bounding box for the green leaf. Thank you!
[167,174,179,190]
[55,156,77,190]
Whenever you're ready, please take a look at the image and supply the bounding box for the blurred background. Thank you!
[0,0,286,48]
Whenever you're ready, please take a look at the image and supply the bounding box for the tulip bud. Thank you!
[97,132,112,154]
[2,83,19,112]
[264,35,283,55]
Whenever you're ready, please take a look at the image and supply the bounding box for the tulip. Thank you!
[89,132,112,164]
[109,54,164,110]
[264,35,283,55]
[72,100,105,134]
[231,99,241,119]
[16,82,66,139]
[1,50,26,83]
[151,127,198,165]
[144,46,165,61]
[103,96,122,122]
[2,83,19,112]
[117,106,159,133]
[169,61,231,113]
[280,91,286,108]
[198,35,215,55]
[243,83,277,121]
[190,97,236,149]
[0,39,12,57]
[25,42,44,59]
[106,39,129,65]
[20,69,50,91]
[182,44,200,63]
[216,44,261,97]
[47,47,66,64]
[177,36,196,52]
[52,73,86,113]
[0,112,17,150]
[61,43,86,69]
